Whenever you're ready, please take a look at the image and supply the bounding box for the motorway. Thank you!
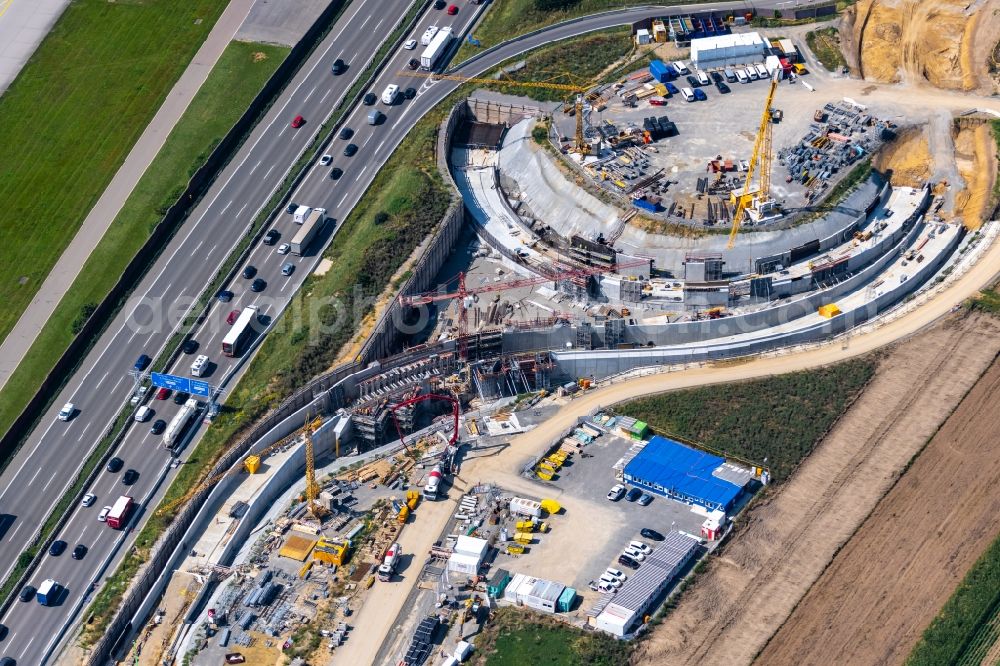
[0,1,821,663]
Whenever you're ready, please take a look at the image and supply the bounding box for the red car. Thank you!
[291,114,305,128]
[447,4,458,14]
[154,387,170,400]
[226,309,240,325]
[649,98,666,106]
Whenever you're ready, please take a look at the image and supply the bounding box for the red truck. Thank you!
[107,495,134,529]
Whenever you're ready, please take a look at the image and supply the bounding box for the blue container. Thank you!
[633,198,661,213]
[649,60,672,83]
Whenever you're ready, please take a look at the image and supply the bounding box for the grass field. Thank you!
[0,0,231,345]
[618,358,876,482]
[906,533,1000,665]
[0,41,288,445]
[806,26,848,71]
[476,608,632,665]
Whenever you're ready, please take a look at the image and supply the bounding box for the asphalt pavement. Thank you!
[0,0,70,94]
[0,1,810,663]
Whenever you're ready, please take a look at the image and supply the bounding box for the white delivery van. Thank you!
[680,87,695,102]
[755,63,769,79]
[293,205,311,224]
[672,60,689,75]
[745,66,758,80]
[420,25,439,46]
[190,354,209,377]
[382,84,399,105]
[735,68,749,83]
[134,405,153,422]
[696,69,710,85]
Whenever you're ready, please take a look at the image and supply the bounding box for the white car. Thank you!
[320,154,332,166]
[597,581,617,594]
[606,484,626,501]
[81,493,96,508]
[604,568,626,582]
[623,546,646,562]
[629,540,652,554]
[129,385,149,406]
[97,506,111,522]
[599,574,623,589]
[58,402,75,421]
[404,38,417,50]
[277,243,291,255]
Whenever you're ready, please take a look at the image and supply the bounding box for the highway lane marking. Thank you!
[211,243,219,254]
[110,375,125,395]
[360,13,371,29]
[27,467,42,487]
[17,635,33,660]
[237,203,248,218]
[77,525,89,544]
[306,84,318,102]
[193,240,204,253]
[278,124,288,138]
[41,472,57,493]
[7,521,21,542]
[98,371,109,387]
[250,160,261,174]
[338,192,350,207]
[362,133,375,148]
[354,168,366,182]
[376,139,386,153]
[281,280,290,293]
[264,164,276,180]
[75,421,92,442]
[220,200,232,213]
[321,88,333,104]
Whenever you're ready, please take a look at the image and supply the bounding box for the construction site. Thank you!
[119,3,1000,665]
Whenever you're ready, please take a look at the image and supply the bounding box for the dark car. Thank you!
[107,457,124,473]
[133,354,151,372]
[716,82,731,94]
[637,493,653,506]
[0,657,14,666]
[173,391,190,405]
[72,544,88,560]
[331,58,346,75]
[242,265,257,279]
[363,92,377,105]
[433,0,445,7]
[343,143,358,157]
[693,88,707,101]
[122,469,139,485]
[217,290,233,302]
[339,127,353,140]
[640,528,665,541]
[250,278,266,292]
[263,229,280,245]
[49,540,67,556]
[0,624,8,640]
[666,81,679,95]
[404,87,417,99]
[710,71,723,83]
[686,74,700,88]
[625,487,643,502]
[286,202,298,214]
[151,419,167,435]
[181,339,199,354]
[18,586,35,602]
[617,554,639,569]
[329,167,343,180]
[407,58,419,70]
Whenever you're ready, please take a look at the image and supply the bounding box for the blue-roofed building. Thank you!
[623,436,745,512]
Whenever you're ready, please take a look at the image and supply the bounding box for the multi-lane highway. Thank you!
[0,1,797,662]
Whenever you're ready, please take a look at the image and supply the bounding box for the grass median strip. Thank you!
[0,0,231,343]
[0,42,288,446]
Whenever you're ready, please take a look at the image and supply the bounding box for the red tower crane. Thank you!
[399,258,651,358]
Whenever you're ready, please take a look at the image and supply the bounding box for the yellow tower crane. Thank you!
[302,413,327,519]
[728,74,780,248]
[401,70,595,155]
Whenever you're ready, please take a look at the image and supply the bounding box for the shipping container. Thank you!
[649,60,674,83]
[509,497,542,518]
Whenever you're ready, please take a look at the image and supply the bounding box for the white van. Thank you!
[420,25,439,46]
[134,405,153,423]
[672,60,689,75]
[190,354,209,377]
[696,69,710,86]
[599,574,623,589]
[680,87,695,102]
[754,63,769,79]
[745,66,758,80]
[735,68,749,84]
[381,84,399,105]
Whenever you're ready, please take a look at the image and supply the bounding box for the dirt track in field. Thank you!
[757,339,1000,665]
[630,311,1000,666]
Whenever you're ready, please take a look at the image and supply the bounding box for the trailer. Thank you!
[164,398,199,449]
[420,26,453,70]
[290,207,326,256]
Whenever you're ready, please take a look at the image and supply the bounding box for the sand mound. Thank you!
[872,127,932,187]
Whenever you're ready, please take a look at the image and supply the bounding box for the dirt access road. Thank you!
[757,345,1000,665]
[630,310,1000,666]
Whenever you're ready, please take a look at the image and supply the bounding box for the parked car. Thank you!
[629,540,652,554]
[710,70,723,83]
[122,469,139,486]
[151,419,167,435]
[716,82,731,94]
[606,484,626,501]
[604,568,626,582]
[250,278,266,292]
[291,114,305,128]
[106,457,124,473]
[49,540,67,556]
[242,265,257,279]
[625,487,643,502]
[686,75,700,87]
[339,127,353,140]
[320,154,332,166]
[227,309,240,325]
[343,143,358,157]
[181,339,199,354]
[596,581,617,594]
[640,528,665,541]
[693,88,707,101]
[665,82,679,95]
[97,506,111,522]
[72,544,88,560]
[618,553,639,569]
[57,402,75,421]
[599,574,623,589]
[277,243,291,254]
[154,387,170,400]
[329,168,343,180]
[623,546,646,561]
[331,58,346,75]
[81,493,96,507]
[637,493,653,506]
[404,39,417,50]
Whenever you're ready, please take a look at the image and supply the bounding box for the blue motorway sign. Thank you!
[189,380,211,398]
[151,373,190,393]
